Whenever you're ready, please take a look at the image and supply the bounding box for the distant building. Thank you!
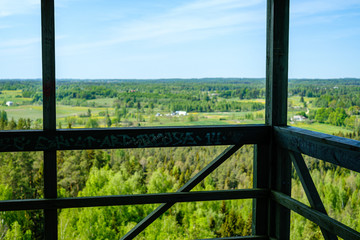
[292,115,307,122]
[5,101,13,106]
[155,113,162,117]
[175,111,187,116]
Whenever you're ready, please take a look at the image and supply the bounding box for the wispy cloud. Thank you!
[0,0,39,17]
[291,0,360,17]
[172,0,263,13]
[0,37,39,49]
[58,0,265,54]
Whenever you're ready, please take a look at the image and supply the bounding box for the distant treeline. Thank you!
[2,78,360,128]
[1,130,360,238]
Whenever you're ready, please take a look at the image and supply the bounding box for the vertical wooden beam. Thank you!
[269,147,291,239]
[265,0,290,239]
[41,0,57,239]
[265,0,289,127]
[252,144,270,235]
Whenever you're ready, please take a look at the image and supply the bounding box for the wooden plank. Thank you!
[252,144,270,235]
[289,151,338,240]
[269,146,291,240]
[43,151,57,239]
[271,191,360,240]
[0,189,268,211]
[121,144,243,240]
[265,0,289,127]
[41,0,56,131]
[275,126,360,173]
[196,235,268,240]
[265,0,290,239]
[41,0,57,238]
[0,125,270,152]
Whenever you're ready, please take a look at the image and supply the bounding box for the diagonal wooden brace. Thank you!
[289,151,338,240]
[121,144,243,240]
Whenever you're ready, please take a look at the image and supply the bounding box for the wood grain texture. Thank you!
[0,125,270,152]
[41,0,57,238]
[275,126,360,173]
[265,0,289,127]
[0,189,268,211]
[271,191,360,240]
[265,0,291,239]
[252,144,270,235]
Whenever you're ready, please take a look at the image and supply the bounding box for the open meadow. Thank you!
[1,79,360,239]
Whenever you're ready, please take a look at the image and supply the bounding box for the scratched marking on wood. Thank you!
[34,132,224,149]
[274,126,360,173]
[0,132,223,150]
[0,126,269,152]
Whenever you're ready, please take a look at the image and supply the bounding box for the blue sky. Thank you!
[0,0,359,79]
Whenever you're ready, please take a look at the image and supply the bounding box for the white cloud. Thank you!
[0,37,40,49]
[59,0,265,54]
[172,0,263,13]
[0,0,39,17]
[291,0,360,16]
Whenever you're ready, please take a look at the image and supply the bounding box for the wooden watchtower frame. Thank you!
[1,0,360,239]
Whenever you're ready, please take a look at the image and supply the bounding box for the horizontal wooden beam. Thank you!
[0,125,270,152]
[271,191,360,240]
[0,188,268,211]
[196,236,268,240]
[275,126,360,173]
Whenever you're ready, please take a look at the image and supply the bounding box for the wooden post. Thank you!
[265,0,290,239]
[252,144,270,235]
[41,0,57,239]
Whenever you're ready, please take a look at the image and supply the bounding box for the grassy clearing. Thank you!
[0,90,32,105]
[86,98,114,107]
[56,105,113,118]
[0,105,43,120]
[0,95,354,136]
[289,122,353,135]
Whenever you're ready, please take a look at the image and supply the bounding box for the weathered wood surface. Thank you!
[252,144,270,235]
[0,125,270,152]
[0,189,268,211]
[266,0,291,239]
[269,146,291,240]
[275,126,360,173]
[122,144,243,240]
[271,191,360,240]
[265,0,289,127]
[41,0,57,238]
[289,151,338,240]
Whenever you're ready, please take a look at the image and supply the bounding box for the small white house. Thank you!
[292,115,307,122]
[175,111,187,116]
[5,101,13,106]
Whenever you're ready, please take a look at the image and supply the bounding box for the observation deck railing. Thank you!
[1,0,360,239]
[0,125,360,240]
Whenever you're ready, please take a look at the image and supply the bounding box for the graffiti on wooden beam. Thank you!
[0,130,229,151]
[0,136,32,151]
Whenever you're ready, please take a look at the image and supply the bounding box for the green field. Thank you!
[0,90,33,105]
[0,96,354,136]
[0,105,43,120]
[0,82,357,138]
[289,122,353,135]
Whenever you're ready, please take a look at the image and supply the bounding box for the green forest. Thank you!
[0,78,360,239]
